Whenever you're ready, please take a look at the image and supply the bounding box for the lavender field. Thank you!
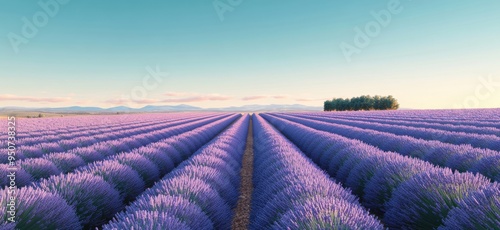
[1,109,500,229]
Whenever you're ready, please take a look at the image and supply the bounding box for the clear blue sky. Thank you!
[1,0,499,109]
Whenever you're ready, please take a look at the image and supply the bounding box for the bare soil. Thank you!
[232,118,254,230]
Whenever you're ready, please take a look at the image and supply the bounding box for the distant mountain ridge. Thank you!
[0,104,322,113]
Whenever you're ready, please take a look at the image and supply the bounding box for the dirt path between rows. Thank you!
[232,117,254,230]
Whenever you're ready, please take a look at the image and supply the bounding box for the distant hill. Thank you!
[140,104,203,112]
[0,104,322,114]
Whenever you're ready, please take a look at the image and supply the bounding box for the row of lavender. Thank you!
[12,116,184,146]
[104,115,249,229]
[0,114,232,188]
[307,112,500,136]
[250,115,383,229]
[263,113,500,229]
[278,113,500,181]
[1,114,240,229]
[11,115,171,141]
[288,113,500,151]
[315,108,500,123]
[2,114,220,163]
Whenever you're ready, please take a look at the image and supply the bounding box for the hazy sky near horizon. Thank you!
[1,0,499,109]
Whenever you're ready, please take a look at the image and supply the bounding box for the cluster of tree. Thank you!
[324,95,399,111]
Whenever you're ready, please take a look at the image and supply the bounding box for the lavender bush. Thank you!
[251,114,383,229]
[103,210,190,230]
[0,164,32,187]
[439,183,500,229]
[19,158,61,181]
[37,172,123,227]
[77,160,145,202]
[44,153,86,173]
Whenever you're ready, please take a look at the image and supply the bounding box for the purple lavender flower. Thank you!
[90,142,114,157]
[187,155,240,190]
[77,160,145,202]
[312,139,351,166]
[44,153,86,173]
[18,146,44,159]
[125,194,213,230]
[470,155,500,182]
[328,145,377,179]
[0,164,32,187]
[19,158,61,181]
[106,140,130,152]
[165,139,192,159]
[272,195,384,230]
[69,147,104,163]
[77,136,97,146]
[134,146,175,177]
[251,114,382,229]
[150,175,231,229]
[345,153,400,198]
[134,135,152,145]
[271,113,500,182]
[39,142,65,153]
[103,210,190,230]
[147,142,182,165]
[58,139,82,150]
[122,138,142,149]
[363,158,434,215]
[253,177,359,229]
[444,147,496,172]
[170,164,238,207]
[439,183,500,229]
[384,168,491,229]
[111,153,160,187]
